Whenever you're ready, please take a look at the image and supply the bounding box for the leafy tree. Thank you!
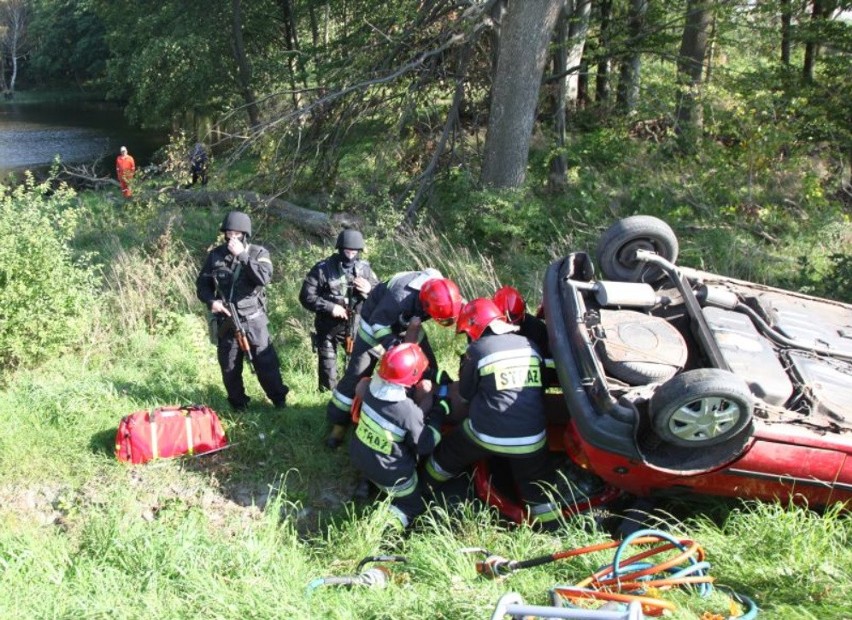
[91,0,282,129]
[26,0,107,88]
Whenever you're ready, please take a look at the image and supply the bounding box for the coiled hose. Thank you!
[467,529,758,619]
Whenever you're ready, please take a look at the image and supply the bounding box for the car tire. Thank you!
[596,215,679,283]
[650,368,754,447]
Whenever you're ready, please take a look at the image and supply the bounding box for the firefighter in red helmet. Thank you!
[348,342,445,529]
[493,285,549,354]
[425,298,561,529]
[325,269,462,449]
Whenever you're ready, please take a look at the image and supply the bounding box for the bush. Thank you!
[0,176,99,373]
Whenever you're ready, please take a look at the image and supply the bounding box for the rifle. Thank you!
[227,301,256,374]
[213,261,255,374]
[343,275,358,364]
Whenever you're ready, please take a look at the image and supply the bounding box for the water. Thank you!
[0,100,167,175]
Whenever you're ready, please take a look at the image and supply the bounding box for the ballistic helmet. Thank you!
[493,285,526,325]
[456,298,504,341]
[378,342,429,387]
[336,229,365,250]
[419,277,463,325]
[220,211,252,237]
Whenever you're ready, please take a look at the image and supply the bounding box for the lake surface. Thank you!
[0,101,167,175]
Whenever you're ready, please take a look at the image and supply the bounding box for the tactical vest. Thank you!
[212,245,267,317]
[322,257,370,308]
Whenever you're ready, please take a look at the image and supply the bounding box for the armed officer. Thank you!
[299,229,379,392]
[196,211,290,410]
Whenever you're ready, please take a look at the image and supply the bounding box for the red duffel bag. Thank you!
[115,405,228,464]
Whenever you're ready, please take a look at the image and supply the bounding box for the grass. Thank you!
[1,178,851,618]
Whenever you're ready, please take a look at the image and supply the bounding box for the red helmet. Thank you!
[493,285,526,325]
[377,343,429,387]
[419,277,463,325]
[456,298,504,341]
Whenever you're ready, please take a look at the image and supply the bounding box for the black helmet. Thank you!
[336,229,365,250]
[220,211,252,237]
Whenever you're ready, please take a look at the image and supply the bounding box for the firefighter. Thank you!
[425,298,561,529]
[493,285,549,353]
[115,146,136,198]
[349,342,445,529]
[299,229,379,392]
[493,284,556,386]
[325,270,462,449]
[196,211,290,410]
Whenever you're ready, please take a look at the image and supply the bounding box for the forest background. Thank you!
[1,1,851,618]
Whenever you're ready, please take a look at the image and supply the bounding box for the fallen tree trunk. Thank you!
[162,189,360,236]
[57,163,359,237]
[164,189,361,237]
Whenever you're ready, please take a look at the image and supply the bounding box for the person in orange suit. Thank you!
[115,146,136,198]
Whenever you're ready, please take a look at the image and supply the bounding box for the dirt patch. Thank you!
[0,453,359,537]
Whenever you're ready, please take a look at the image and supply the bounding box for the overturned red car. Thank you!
[476,216,851,519]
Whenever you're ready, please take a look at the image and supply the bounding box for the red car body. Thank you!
[475,217,851,518]
[542,216,852,509]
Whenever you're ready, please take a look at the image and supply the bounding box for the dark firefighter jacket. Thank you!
[357,269,441,364]
[349,377,442,488]
[458,330,547,455]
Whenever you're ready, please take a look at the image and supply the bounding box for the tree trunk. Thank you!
[595,0,613,103]
[308,2,320,49]
[704,11,717,83]
[278,0,305,108]
[2,0,29,95]
[9,37,19,94]
[674,0,713,149]
[577,42,591,107]
[780,0,792,65]
[802,0,824,84]
[565,0,592,104]
[486,0,508,76]
[0,52,7,93]
[166,189,361,237]
[616,0,647,113]
[481,0,564,189]
[230,0,261,128]
[550,8,570,186]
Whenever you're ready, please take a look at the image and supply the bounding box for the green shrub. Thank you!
[0,176,99,373]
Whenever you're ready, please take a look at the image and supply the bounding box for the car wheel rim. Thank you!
[667,396,742,442]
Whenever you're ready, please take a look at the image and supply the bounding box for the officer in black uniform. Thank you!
[196,211,290,410]
[299,229,379,392]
